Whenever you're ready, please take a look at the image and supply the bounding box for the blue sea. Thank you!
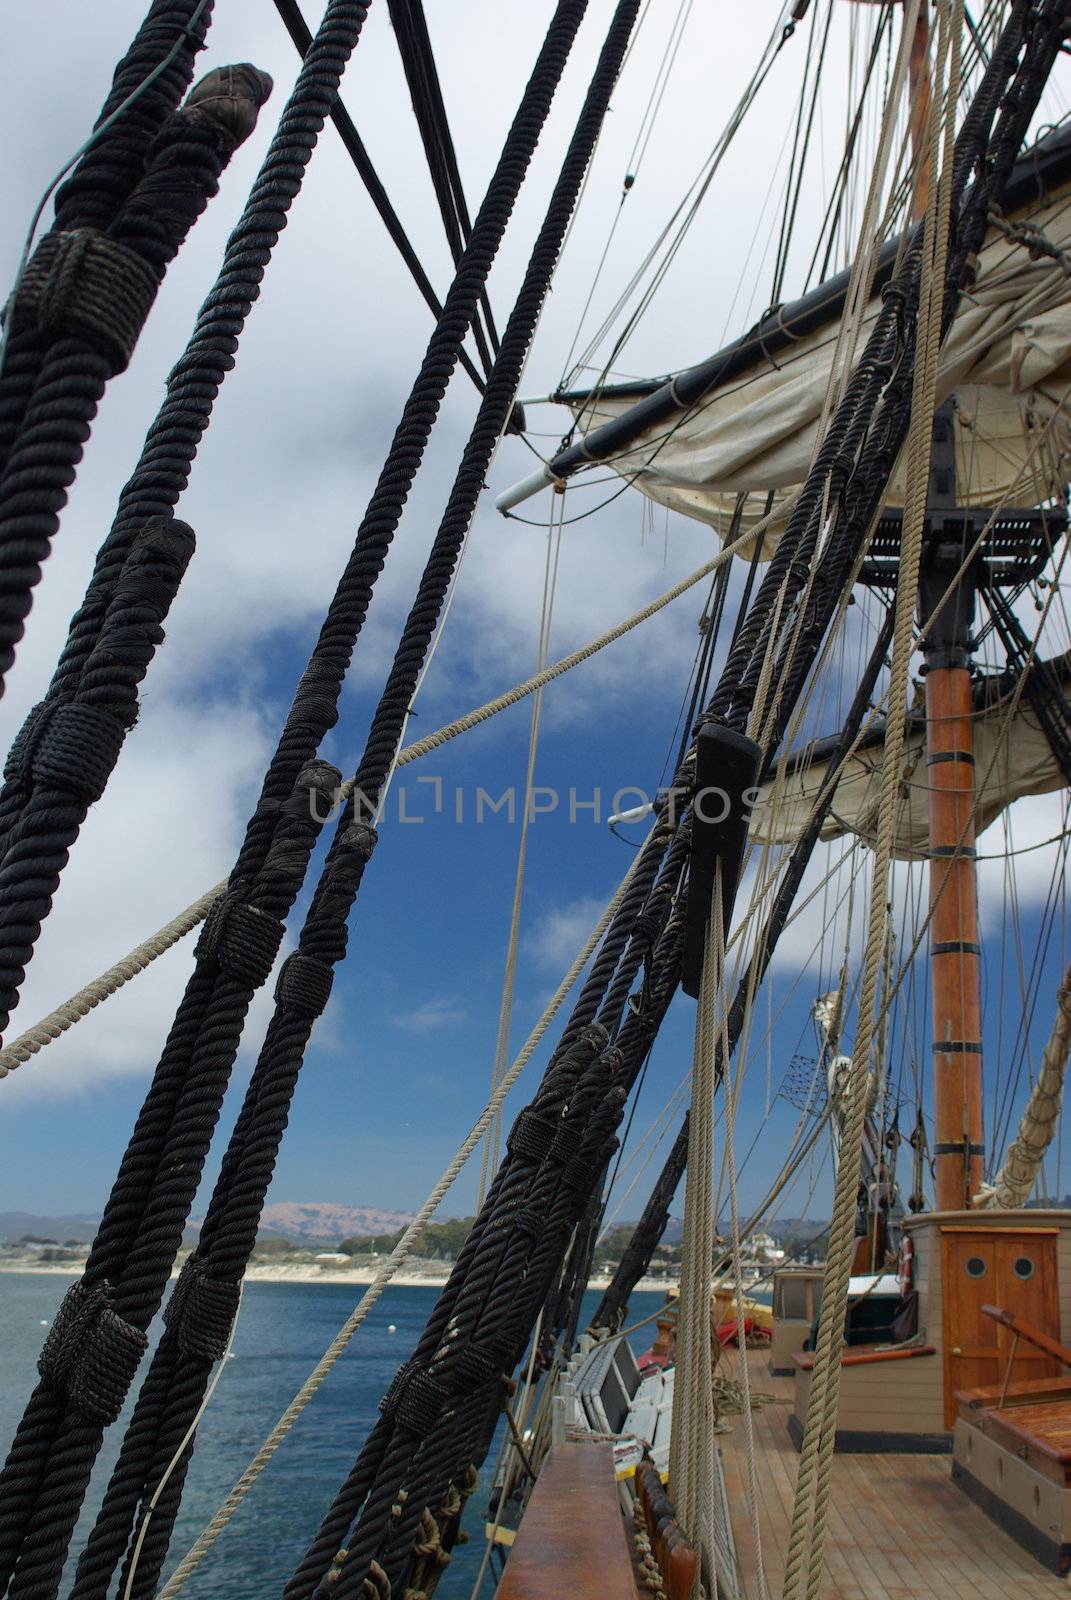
[0,1275,664,1598]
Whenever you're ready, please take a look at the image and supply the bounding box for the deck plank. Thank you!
[714,1349,1069,1598]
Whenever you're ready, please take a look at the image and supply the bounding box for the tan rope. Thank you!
[478,510,561,1205]
[0,510,792,1082]
[669,871,722,1596]
[0,886,221,1080]
[978,965,1071,1207]
[782,8,960,1595]
[155,835,655,1600]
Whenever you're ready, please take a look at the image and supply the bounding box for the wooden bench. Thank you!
[496,1439,639,1600]
[955,1374,1071,1419]
[986,1399,1071,1486]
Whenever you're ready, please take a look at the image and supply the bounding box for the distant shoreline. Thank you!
[0,1260,674,1295]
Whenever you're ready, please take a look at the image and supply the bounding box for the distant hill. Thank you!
[257,1202,415,1241]
[0,1202,416,1249]
[768,1217,830,1246]
[0,1211,101,1245]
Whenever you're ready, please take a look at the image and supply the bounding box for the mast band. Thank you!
[928,844,977,859]
[933,1141,986,1157]
[927,749,975,766]
[932,940,981,956]
[932,1039,983,1053]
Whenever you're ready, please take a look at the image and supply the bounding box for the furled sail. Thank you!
[568,141,1071,557]
[748,662,1071,859]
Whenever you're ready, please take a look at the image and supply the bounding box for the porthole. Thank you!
[1013,1256,1035,1280]
[965,1255,987,1278]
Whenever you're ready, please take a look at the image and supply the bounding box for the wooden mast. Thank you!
[920,443,986,1212]
[908,2,984,1212]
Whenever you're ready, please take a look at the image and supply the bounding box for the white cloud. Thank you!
[393,999,468,1034]
[526,893,611,972]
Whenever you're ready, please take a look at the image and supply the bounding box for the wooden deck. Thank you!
[717,1349,1070,1598]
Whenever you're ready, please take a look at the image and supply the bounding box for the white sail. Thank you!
[571,184,1071,556]
[748,677,1067,858]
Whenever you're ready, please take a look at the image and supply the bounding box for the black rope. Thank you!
[0,0,212,479]
[270,0,489,398]
[387,0,500,375]
[706,0,1057,749]
[0,71,275,1039]
[6,7,603,1598]
[0,9,247,697]
[592,604,895,1328]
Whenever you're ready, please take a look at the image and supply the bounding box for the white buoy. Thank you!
[40,1320,48,1326]
[387,1324,397,1334]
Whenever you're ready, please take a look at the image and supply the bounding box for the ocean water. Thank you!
[0,1275,664,1599]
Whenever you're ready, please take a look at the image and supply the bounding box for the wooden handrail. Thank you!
[982,1304,1071,1369]
[496,1440,639,1599]
[792,1344,935,1371]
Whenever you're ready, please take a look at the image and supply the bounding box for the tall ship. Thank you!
[2,2,1071,1598]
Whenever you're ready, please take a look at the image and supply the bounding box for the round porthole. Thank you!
[965,1255,987,1278]
[1013,1256,1035,1280]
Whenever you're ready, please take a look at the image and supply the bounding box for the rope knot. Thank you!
[31,701,129,802]
[163,1254,240,1362]
[274,951,334,1021]
[8,227,160,374]
[195,886,284,987]
[38,1279,148,1423]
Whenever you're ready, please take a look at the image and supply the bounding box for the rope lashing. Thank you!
[0,0,214,477]
[21,8,606,1597]
[8,229,159,375]
[37,1281,148,1427]
[0,58,271,695]
[0,515,196,1040]
[160,1255,241,1363]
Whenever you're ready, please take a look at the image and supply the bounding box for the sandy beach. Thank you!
[0,1258,673,1294]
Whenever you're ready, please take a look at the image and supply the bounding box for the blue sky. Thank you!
[2,2,1071,1236]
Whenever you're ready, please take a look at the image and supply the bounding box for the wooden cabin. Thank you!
[789,1210,1071,1451]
